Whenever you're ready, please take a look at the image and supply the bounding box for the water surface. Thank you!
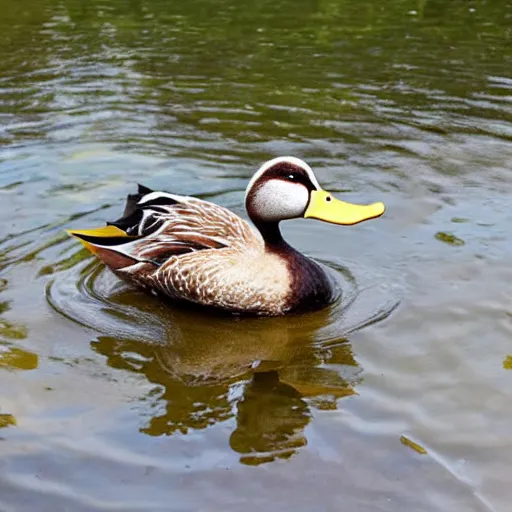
[1,0,511,510]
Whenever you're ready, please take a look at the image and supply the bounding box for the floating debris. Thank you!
[435,232,465,246]
[400,435,427,455]
[503,355,512,370]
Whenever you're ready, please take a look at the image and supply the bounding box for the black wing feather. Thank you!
[107,185,178,236]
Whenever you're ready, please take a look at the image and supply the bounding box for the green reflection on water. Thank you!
[0,285,35,370]
[0,345,38,371]
[0,413,16,428]
[0,0,510,153]
[38,247,93,276]
[0,315,28,341]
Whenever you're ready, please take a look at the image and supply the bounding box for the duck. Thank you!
[68,156,385,316]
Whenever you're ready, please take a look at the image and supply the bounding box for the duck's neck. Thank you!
[254,220,334,312]
[254,221,288,249]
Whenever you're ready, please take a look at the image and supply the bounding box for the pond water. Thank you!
[1,0,511,510]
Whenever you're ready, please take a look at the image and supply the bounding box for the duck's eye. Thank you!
[326,196,332,202]
[287,174,296,181]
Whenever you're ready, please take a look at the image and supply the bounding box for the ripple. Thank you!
[47,251,399,353]
[0,0,510,166]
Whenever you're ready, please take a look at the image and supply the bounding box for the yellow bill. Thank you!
[304,190,385,225]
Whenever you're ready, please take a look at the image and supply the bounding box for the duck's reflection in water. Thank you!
[230,371,310,465]
[91,288,361,465]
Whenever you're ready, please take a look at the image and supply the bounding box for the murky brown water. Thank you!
[1,0,512,510]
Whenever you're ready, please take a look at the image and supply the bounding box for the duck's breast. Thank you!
[150,247,292,315]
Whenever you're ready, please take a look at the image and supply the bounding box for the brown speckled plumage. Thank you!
[110,194,309,315]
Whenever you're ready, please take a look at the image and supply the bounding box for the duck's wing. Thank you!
[68,185,262,270]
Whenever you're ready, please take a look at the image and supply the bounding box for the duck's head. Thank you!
[245,156,385,228]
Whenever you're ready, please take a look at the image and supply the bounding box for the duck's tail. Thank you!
[67,225,140,270]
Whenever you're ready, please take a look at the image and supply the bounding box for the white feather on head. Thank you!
[245,156,321,222]
[245,156,320,200]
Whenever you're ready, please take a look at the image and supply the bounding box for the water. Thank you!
[1,0,511,510]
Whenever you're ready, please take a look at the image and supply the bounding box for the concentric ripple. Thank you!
[47,250,400,355]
